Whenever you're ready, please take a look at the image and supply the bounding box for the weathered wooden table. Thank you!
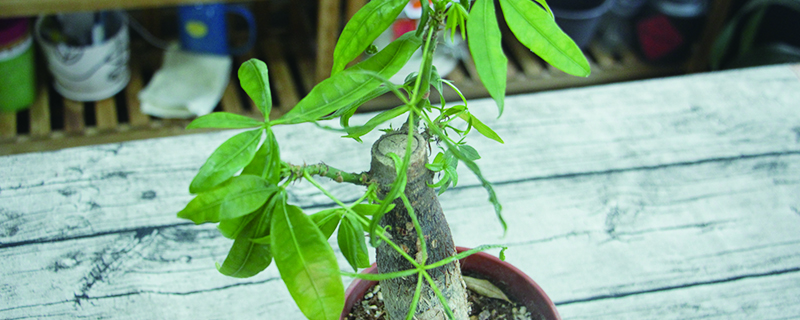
[3,64,800,319]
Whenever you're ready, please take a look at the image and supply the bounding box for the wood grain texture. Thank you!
[262,38,300,113]
[94,98,118,130]
[29,85,52,137]
[221,82,245,114]
[63,99,85,134]
[1,155,797,318]
[0,112,15,139]
[2,65,800,319]
[315,0,340,83]
[125,59,150,127]
[2,65,799,244]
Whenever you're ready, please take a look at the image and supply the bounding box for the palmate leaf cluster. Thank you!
[176,0,588,319]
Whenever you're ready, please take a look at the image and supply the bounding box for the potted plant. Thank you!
[176,0,589,319]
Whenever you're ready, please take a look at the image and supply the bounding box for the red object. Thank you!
[392,18,417,40]
[341,247,561,320]
[636,15,684,61]
[0,18,29,47]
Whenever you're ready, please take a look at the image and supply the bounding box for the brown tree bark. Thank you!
[369,130,469,320]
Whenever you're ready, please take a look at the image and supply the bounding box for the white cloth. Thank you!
[139,44,231,119]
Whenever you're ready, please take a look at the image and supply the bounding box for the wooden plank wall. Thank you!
[1,64,799,319]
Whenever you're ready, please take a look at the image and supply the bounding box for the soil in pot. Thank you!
[344,272,543,320]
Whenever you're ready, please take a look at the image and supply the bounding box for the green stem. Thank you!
[288,162,370,186]
[410,15,440,104]
[401,193,427,264]
[405,273,425,320]
[422,270,456,320]
[302,172,423,270]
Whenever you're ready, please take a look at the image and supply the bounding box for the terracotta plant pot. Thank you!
[341,247,561,320]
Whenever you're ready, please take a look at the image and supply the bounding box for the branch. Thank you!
[287,162,370,186]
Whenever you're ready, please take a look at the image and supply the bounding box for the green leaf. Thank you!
[310,208,344,240]
[499,0,590,77]
[426,118,507,234]
[445,165,459,187]
[335,86,391,128]
[249,235,271,244]
[459,144,481,161]
[241,139,268,177]
[217,202,274,278]
[218,213,257,239]
[430,66,445,105]
[332,0,410,74]
[190,129,263,193]
[187,112,264,129]
[532,0,554,18]
[351,203,385,217]
[458,112,504,143]
[441,105,467,120]
[220,182,278,221]
[241,130,282,184]
[499,246,508,261]
[462,156,505,233]
[275,33,422,125]
[425,152,446,172]
[178,175,275,224]
[429,174,450,189]
[271,200,344,320]
[338,215,371,271]
[344,105,410,141]
[238,59,272,119]
[468,0,508,115]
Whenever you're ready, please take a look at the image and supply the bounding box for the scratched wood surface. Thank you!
[1,64,800,319]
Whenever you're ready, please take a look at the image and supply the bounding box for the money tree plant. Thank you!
[176,0,589,319]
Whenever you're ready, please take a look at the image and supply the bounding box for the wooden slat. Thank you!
[125,60,150,127]
[220,83,244,114]
[618,44,641,66]
[686,0,734,73]
[94,98,118,130]
[461,52,481,81]
[262,38,300,113]
[503,36,544,77]
[0,112,16,139]
[315,0,340,83]
[294,47,317,93]
[587,43,617,69]
[445,65,468,83]
[557,272,800,319]
[29,84,51,137]
[1,153,799,318]
[63,99,85,134]
[346,0,366,20]
[2,64,799,244]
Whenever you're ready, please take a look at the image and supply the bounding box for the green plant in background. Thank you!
[177,0,588,319]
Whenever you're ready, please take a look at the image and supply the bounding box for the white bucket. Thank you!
[35,11,130,101]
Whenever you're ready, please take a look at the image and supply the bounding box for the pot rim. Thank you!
[341,246,561,320]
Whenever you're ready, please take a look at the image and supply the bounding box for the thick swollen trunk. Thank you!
[369,130,469,320]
